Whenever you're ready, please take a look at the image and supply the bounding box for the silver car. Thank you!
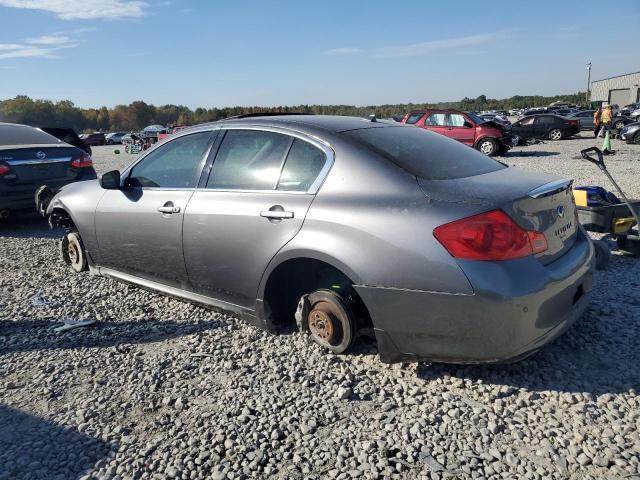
[45,114,594,363]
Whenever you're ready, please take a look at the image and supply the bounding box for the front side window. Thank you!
[207,130,291,190]
[277,139,326,191]
[128,132,211,188]
[424,113,446,126]
[520,117,535,126]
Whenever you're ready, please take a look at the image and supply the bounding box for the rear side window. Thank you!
[536,116,555,125]
[404,113,424,125]
[128,132,211,188]
[343,126,505,180]
[207,130,291,190]
[0,125,61,146]
[277,139,326,191]
[446,114,466,127]
[424,114,446,126]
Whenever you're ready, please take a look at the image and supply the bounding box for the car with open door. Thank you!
[45,114,593,364]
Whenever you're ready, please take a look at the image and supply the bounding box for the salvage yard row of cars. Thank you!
[1,114,595,364]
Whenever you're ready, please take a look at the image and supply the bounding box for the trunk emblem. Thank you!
[36,151,46,159]
[556,205,565,218]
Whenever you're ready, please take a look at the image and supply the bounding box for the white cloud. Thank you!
[322,33,505,58]
[0,46,49,59]
[25,34,71,45]
[0,0,146,20]
[322,47,363,56]
[0,32,80,60]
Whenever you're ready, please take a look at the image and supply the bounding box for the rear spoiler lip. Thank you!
[527,178,573,199]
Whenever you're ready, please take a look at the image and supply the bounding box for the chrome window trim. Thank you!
[202,124,335,195]
[121,130,217,190]
[119,123,335,194]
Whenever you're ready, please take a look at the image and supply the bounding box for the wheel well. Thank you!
[262,258,372,332]
[49,208,76,230]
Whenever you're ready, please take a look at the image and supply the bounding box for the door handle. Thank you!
[158,205,180,214]
[260,210,294,219]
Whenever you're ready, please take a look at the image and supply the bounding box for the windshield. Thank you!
[465,111,487,124]
[343,126,506,180]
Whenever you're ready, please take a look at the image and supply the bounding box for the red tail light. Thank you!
[71,153,93,168]
[0,165,10,176]
[433,209,548,261]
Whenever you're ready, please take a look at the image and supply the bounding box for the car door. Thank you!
[533,115,555,138]
[94,131,214,289]
[182,127,331,309]
[421,113,448,137]
[511,116,535,139]
[444,113,475,145]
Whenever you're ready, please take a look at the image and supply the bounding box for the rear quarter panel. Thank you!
[258,136,475,298]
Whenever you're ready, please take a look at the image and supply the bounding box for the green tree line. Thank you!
[0,93,586,133]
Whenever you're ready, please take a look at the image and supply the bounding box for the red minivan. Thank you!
[401,109,513,156]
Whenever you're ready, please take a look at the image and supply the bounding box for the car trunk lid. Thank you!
[0,145,80,185]
[418,167,578,264]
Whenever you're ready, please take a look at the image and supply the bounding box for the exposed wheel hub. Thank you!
[68,242,79,264]
[308,306,335,342]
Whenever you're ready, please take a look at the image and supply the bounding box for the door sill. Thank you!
[97,266,256,321]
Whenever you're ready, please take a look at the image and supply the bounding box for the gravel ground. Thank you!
[1,134,639,480]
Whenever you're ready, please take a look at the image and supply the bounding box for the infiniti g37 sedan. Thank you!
[44,114,594,363]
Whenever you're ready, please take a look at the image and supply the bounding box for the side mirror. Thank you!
[463,121,473,128]
[100,170,121,189]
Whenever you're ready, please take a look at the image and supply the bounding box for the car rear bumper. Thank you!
[355,230,595,364]
[0,170,96,211]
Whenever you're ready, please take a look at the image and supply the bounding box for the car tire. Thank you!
[107,140,114,145]
[614,120,626,130]
[548,128,563,140]
[634,132,640,145]
[477,138,497,156]
[303,289,354,354]
[592,239,610,270]
[63,231,88,273]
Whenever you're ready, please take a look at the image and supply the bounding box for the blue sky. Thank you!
[0,0,638,108]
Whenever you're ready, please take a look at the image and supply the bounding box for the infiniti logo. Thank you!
[556,205,565,218]
[36,151,46,160]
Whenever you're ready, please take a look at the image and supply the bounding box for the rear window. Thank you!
[0,125,61,146]
[343,126,505,180]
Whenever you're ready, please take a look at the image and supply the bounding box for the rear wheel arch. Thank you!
[258,255,372,332]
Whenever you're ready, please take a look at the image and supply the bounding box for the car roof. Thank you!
[200,114,392,133]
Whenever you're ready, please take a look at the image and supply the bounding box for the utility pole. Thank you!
[586,62,592,106]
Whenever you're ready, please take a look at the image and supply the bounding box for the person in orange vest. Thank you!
[593,107,602,138]
[600,104,613,137]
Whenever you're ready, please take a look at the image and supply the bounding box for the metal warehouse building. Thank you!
[591,71,640,106]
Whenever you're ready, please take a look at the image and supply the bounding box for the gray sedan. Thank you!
[45,114,594,363]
